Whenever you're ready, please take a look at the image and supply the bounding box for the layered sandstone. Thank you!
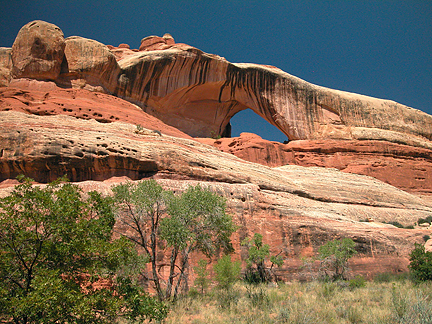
[199,133,432,195]
[1,20,431,146]
[2,20,432,281]
[0,82,192,139]
[1,110,432,279]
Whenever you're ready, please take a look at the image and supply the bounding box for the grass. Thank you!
[161,278,432,324]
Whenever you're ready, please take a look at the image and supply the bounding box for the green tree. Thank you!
[112,180,236,300]
[0,177,167,324]
[213,255,241,289]
[241,233,284,283]
[409,243,432,282]
[193,259,211,294]
[318,237,357,281]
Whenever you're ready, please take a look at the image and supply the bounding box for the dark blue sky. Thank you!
[1,1,431,142]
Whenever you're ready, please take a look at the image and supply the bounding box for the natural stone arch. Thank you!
[115,48,432,143]
[5,21,430,144]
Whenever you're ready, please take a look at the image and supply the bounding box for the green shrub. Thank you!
[241,233,284,284]
[349,275,366,289]
[387,221,405,228]
[213,255,241,289]
[409,243,432,282]
[424,235,431,242]
[318,238,357,281]
[418,216,432,225]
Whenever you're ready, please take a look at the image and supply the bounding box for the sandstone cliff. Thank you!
[1,110,432,279]
[2,20,432,281]
[198,133,432,195]
[1,20,431,144]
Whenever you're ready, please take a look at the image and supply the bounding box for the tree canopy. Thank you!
[318,237,357,281]
[113,180,236,300]
[0,177,167,324]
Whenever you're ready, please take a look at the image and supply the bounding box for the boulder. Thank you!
[139,35,175,51]
[11,20,65,80]
[57,36,120,93]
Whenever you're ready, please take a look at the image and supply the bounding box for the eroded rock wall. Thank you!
[199,133,432,195]
[1,111,431,280]
[1,20,432,145]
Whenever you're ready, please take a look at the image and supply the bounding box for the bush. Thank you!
[409,243,432,282]
[318,238,357,281]
[241,233,283,284]
[349,275,366,289]
[418,216,432,225]
[213,255,241,289]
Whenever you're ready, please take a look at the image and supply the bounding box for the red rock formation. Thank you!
[0,81,192,139]
[113,46,432,143]
[2,20,432,146]
[1,111,432,280]
[2,20,432,282]
[11,21,65,80]
[198,133,432,195]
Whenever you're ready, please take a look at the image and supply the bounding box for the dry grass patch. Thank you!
[163,279,432,324]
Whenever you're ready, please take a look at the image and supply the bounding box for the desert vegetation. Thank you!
[165,278,432,324]
[2,178,432,323]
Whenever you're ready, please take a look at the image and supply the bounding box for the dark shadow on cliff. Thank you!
[0,156,159,183]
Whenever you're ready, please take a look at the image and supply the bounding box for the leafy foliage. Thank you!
[348,275,366,289]
[194,259,211,294]
[241,233,283,283]
[113,180,235,300]
[409,243,432,282]
[317,238,357,281]
[213,255,241,289]
[418,216,432,225]
[0,177,167,324]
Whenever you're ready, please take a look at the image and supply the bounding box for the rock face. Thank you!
[198,133,432,195]
[2,20,432,281]
[115,49,432,142]
[1,110,432,280]
[0,47,12,87]
[57,36,120,93]
[0,81,192,139]
[11,20,65,80]
[1,20,431,145]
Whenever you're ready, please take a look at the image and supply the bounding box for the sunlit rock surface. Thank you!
[2,20,432,281]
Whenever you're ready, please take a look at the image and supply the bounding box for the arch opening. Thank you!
[230,108,289,143]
